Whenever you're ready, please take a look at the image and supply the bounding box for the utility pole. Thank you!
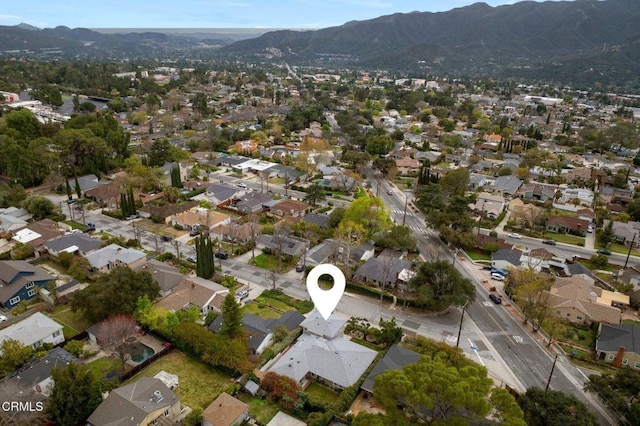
[624,233,636,268]
[456,301,468,347]
[545,355,558,392]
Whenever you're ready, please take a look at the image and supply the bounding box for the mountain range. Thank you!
[0,0,639,89]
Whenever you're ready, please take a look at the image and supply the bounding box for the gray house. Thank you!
[43,233,102,256]
[361,344,420,394]
[233,192,273,214]
[489,175,523,197]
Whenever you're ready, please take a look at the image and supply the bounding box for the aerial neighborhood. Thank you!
[1,14,640,426]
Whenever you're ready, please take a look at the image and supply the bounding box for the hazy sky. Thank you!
[0,0,556,29]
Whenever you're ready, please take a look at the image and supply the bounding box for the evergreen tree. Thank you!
[65,177,72,200]
[128,187,137,215]
[170,165,182,188]
[74,174,82,199]
[196,234,214,278]
[46,363,103,426]
[220,292,243,339]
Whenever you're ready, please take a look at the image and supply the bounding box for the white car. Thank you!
[490,273,505,281]
[237,183,248,189]
[0,314,7,323]
[507,233,522,239]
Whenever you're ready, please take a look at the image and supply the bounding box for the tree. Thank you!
[71,266,159,323]
[342,196,392,238]
[410,260,475,310]
[374,354,497,424]
[170,165,182,188]
[335,220,366,265]
[246,213,261,261]
[219,292,243,339]
[0,339,33,377]
[585,368,640,425]
[518,387,597,426]
[378,317,403,347]
[365,134,395,156]
[163,185,181,203]
[47,363,104,426]
[195,233,214,278]
[374,225,417,252]
[22,196,55,219]
[95,314,138,370]
[260,372,300,409]
[440,168,469,196]
[598,220,615,248]
[508,268,553,331]
[304,183,326,206]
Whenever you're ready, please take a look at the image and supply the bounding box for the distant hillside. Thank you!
[221,0,640,88]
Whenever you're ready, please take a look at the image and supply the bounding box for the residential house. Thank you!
[270,199,310,218]
[209,310,304,354]
[488,175,522,198]
[43,233,102,256]
[258,234,307,258]
[305,239,345,265]
[265,311,377,391]
[87,377,181,426]
[202,393,249,426]
[361,344,421,394]
[234,139,259,152]
[302,212,330,229]
[12,219,64,251]
[155,277,229,314]
[510,203,546,229]
[85,244,147,274]
[468,174,491,191]
[564,262,596,284]
[203,183,244,207]
[269,164,306,183]
[545,276,629,326]
[553,188,594,211]
[0,261,54,308]
[140,200,198,222]
[545,216,589,235]
[68,174,107,195]
[595,323,640,370]
[350,242,376,264]
[84,181,121,208]
[517,183,558,203]
[603,220,640,248]
[491,249,522,272]
[471,192,505,220]
[564,167,593,186]
[0,312,64,351]
[11,347,77,398]
[395,157,420,175]
[191,151,214,164]
[211,222,258,246]
[576,208,596,224]
[232,192,273,214]
[0,208,29,232]
[137,259,185,297]
[169,208,231,233]
[353,256,416,292]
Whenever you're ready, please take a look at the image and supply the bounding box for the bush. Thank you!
[173,224,184,230]
[102,210,123,220]
[156,252,175,261]
[64,340,85,357]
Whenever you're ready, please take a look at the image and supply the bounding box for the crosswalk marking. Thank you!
[391,208,415,217]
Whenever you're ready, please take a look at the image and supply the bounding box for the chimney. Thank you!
[612,346,625,368]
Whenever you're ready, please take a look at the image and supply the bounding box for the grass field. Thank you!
[126,350,235,411]
[241,300,291,319]
[87,356,124,380]
[251,253,279,271]
[238,394,280,424]
[543,232,585,246]
[465,250,491,261]
[306,382,339,406]
[50,306,91,338]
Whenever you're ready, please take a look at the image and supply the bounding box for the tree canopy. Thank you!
[46,363,104,426]
[71,266,159,323]
[518,387,597,426]
[342,196,392,238]
[410,260,475,310]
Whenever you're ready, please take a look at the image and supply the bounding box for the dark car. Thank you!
[161,235,172,242]
[215,252,229,260]
[489,294,502,304]
[189,229,200,237]
[83,223,95,233]
[597,248,612,255]
[296,264,305,273]
[542,239,556,245]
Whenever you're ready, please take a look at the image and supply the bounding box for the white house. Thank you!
[0,312,64,352]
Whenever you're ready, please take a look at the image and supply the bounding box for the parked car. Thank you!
[296,264,305,272]
[387,190,393,195]
[83,223,96,233]
[189,229,200,237]
[215,251,229,259]
[588,225,594,233]
[489,294,502,304]
[125,214,140,220]
[236,290,249,300]
[237,183,248,189]
[161,235,172,242]
[0,314,7,323]
[542,239,556,245]
[490,273,505,281]
[507,233,522,239]
[597,248,612,255]
[186,256,197,263]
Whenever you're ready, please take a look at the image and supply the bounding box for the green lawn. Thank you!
[606,242,640,257]
[623,319,640,328]
[305,382,339,406]
[87,356,124,379]
[241,300,290,319]
[259,290,314,314]
[62,220,85,230]
[270,177,285,185]
[543,232,585,246]
[578,261,620,273]
[251,253,280,271]
[50,306,92,337]
[126,350,234,411]
[465,250,491,262]
[238,394,280,424]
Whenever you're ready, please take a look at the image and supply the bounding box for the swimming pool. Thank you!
[128,341,155,363]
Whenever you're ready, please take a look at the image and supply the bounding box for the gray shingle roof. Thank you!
[596,323,640,355]
[12,348,77,391]
[491,249,522,267]
[205,183,242,202]
[303,212,330,228]
[490,175,523,195]
[44,233,102,254]
[354,257,412,284]
[361,344,421,393]
[85,244,146,269]
[566,262,595,279]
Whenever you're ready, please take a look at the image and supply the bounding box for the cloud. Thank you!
[200,0,250,6]
[0,14,25,24]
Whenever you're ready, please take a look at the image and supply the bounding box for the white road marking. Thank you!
[468,338,485,366]
[513,335,524,343]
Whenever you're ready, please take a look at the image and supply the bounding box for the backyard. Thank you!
[87,356,125,380]
[50,305,92,339]
[306,382,339,406]
[126,350,235,411]
[238,393,280,424]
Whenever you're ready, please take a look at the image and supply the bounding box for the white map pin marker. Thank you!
[306,263,346,321]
